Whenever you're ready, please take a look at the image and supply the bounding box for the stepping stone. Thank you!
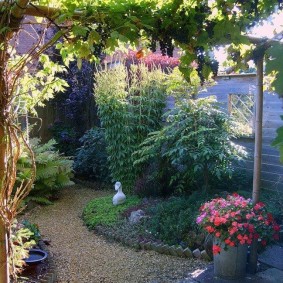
[258,245,283,270]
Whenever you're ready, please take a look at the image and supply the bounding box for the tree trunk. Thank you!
[0,220,8,283]
[0,52,9,283]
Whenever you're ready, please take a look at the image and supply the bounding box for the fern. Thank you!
[17,138,74,203]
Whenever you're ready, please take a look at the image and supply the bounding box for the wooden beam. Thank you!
[0,1,84,20]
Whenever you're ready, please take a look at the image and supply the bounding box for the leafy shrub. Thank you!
[21,220,41,244]
[134,97,247,194]
[10,220,36,277]
[125,51,180,72]
[17,138,74,204]
[144,191,209,247]
[49,121,81,156]
[83,195,141,229]
[73,127,110,181]
[94,63,167,191]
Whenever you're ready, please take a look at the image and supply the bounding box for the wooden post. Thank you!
[248,53,264,274]
[252,54,264,204]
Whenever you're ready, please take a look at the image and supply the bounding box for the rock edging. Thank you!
[95,226,211,261]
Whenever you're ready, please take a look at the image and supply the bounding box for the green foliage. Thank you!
[10,220,36,276]
[49,121,81,156]
[21,220,41,244]
[265,43,283,97]
[272,115,283,163]
[94,63,167,191]
[15,54,68,116]
[17,139,74,203]
[74,127,110,181]
[83,195,141,229]
[134,97,247,193]
[144,191,209,247]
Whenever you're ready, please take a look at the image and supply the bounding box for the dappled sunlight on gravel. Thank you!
[23,185,206,283]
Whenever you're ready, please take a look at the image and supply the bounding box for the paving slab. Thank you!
[258,245,283,270]
[256,268,283,283]
[179,264,281,283]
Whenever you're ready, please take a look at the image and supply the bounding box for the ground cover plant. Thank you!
[83,195,141,229]
[82,191,211,251]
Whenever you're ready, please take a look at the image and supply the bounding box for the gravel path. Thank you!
[24,184,207,283]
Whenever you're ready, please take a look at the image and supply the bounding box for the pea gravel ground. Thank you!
[24,184,207,283]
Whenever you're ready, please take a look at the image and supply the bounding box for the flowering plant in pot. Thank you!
[196,193,280,279]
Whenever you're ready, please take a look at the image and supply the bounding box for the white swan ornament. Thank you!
[112,182,126,206]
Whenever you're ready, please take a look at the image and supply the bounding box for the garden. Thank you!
[1,1,283,283]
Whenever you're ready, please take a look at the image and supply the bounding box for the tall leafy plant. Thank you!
[94,63,167,191]
[134,97,246,193]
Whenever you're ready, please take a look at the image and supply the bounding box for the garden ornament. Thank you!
[112,181,126,205]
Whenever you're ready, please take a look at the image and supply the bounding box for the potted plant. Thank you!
[196,193,280,280]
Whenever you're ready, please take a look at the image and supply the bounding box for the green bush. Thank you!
[83,195,141,229]
[144,191,209,247]
[94,63,167,191]
[73,127,110,182]
[17,138,74,204]
[134,97,247,194]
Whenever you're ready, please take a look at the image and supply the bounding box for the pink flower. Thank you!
[212,245,222,255]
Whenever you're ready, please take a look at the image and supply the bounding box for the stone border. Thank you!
[95,226,211,261]
[37,241,57,283]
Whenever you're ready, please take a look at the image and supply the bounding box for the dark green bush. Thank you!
[73,127,110,182]
[144,191,210,247]
[83,195,141,229]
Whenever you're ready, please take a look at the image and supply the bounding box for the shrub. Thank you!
[83,195,141,229]
[144,191,209,247]
[134,97,247,194]
[94,63,167,191]
[17,138,74,204]
[125,50,180,72]
[49,121,80,156]
[73,127,110,182]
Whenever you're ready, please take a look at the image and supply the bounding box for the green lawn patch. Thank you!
[83,195,141,229]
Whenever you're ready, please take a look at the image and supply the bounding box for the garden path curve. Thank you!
[24,184,206,283]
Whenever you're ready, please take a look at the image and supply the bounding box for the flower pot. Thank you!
[213,238,248,280]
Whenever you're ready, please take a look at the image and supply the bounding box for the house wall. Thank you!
[199,74,283,191]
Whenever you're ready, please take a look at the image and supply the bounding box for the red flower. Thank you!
[205,226,215,233]
[212,245,222,255]
[261,240,267,246]
[215,232,221,238]
[273,225,280,232]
